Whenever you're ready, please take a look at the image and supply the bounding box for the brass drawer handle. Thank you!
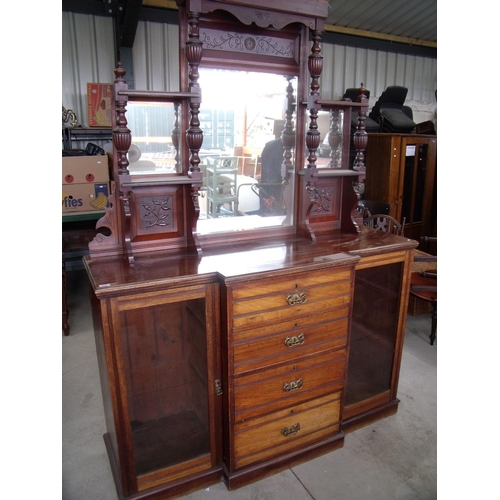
[281,423,300,437]
[284,333,305,347]
[283,378,303,392]
[286,291,307,305]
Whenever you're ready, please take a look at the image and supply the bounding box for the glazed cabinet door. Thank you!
[399,136,437,241]
[99,282,222,498]
[342,250,413,431]
[364,134,402,219]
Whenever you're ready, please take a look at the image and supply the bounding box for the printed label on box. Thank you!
[87,83,112,127]
[62,183,109,213]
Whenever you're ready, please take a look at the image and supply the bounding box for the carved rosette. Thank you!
[306,185,334,214]
[140,196,174,229]
[200,30,293,58]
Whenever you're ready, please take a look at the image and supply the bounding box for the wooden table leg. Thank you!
[62,256,70,336]
[430,302,437,345]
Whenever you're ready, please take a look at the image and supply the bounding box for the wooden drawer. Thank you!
[234,349,347,421]
[231,270,353,329]
[233,306,349,375]
[233,393,341,469]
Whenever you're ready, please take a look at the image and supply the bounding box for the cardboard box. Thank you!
[62,155,109,185]
[87,83,113,127]
[62,182,110,213]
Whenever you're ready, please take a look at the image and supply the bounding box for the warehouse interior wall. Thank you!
[61,11,437,129]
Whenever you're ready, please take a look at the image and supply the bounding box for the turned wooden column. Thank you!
[185,9,203,175]
[281,76,296,177]
[172,103,181,172]
[184,7,204,255]
[113,63,134,263]
[327,109,343,168]
[281,76,296,225]
[113,63,131,177]
[306,29,323,171]
[353,83,369,173]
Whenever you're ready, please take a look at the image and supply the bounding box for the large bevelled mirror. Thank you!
[196,68,297,235]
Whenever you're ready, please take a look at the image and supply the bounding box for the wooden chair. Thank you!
[410,237,437,345]
[363,214,405,236]
[357,199,391,218]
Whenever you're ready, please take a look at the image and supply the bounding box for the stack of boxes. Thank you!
[62,155,110,214]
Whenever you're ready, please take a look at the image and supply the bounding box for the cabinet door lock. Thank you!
[215,379,223,396]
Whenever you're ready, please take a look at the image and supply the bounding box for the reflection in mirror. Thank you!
[196,68,297,235]
[317,110,344,168]
[126,101,182,175]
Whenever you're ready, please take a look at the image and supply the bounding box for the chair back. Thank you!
[363,214,405,236]
[357,200,391,218]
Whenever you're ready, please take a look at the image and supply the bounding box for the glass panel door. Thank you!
[346,262,403,407]
[117,294,210,475]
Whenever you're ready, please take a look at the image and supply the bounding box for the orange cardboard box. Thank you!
[62,155,111,213]
[62,155,109,185]
[87,83,113,127]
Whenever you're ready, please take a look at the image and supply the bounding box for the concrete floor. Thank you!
[62,269,437,500]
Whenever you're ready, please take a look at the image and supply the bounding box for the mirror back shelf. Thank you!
[88,63,205,262]
[88,0,369,261]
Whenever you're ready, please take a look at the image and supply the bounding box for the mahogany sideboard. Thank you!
[80,1,418,497]
[84,229,416,498]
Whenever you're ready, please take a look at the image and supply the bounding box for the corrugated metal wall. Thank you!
[62,13,436,127]
[321,43,437,101]
[62,12,116,125]
[133,21,180,91]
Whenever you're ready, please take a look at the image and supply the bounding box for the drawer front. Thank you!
[233,307,349,375]
[230,269,353,329]
[232,283,352,329]
[232,269,352,301]
[233,393,341,468]
[234,349,347,421]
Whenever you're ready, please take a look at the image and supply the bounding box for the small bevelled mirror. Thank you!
[126,101,183,175]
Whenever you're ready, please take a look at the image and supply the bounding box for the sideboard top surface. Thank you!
[84,229,417,296]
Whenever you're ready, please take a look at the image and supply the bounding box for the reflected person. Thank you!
[259,137,285,216]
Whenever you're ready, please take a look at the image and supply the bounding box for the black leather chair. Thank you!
[369,86,416,133]
[342,88,380,134]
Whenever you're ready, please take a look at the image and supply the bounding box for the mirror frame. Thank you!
[178,3,314,245]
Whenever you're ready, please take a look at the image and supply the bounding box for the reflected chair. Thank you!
[206,157,238,218]
[410,237,437,345]
[363,214,405,236]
